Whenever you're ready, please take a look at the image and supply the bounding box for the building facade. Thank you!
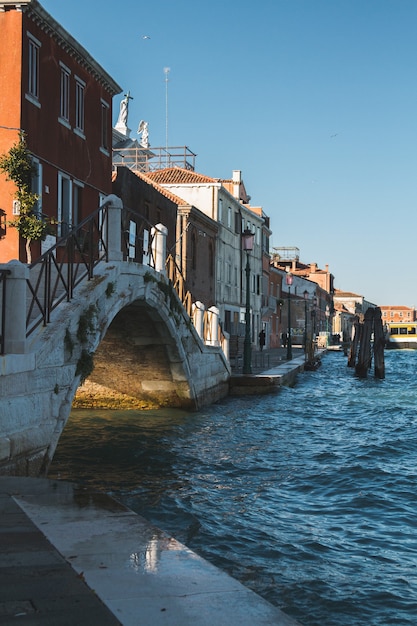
[0,0,121,262]
[380,305,416,324]
[146,168,265,344]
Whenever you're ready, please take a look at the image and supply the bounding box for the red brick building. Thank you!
[0,0,121,262]
[380,305,416,324]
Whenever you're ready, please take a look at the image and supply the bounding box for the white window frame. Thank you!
[100,99,110,154]
[27,32,41,105]
[59,62,71,126]
[75,75,85,136]
[57,172,72,237]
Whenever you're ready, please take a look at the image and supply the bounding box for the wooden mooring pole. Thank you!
[348,308,385,379]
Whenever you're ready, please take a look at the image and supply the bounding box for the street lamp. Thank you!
[303,289,308,358]
[311,295,318,353]
[286,271,293,360]
[242,228,255,374]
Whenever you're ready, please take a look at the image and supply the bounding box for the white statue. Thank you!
[138,120,149,148]
[116,91,133,128]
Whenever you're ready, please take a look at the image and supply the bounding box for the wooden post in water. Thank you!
[355,308,374,378]
[373,306,385,379]
[348,316,361,368]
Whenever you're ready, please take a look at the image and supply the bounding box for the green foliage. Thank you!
[0,132,49,262]
[64,329,74,356]
[0,132,33,189]
[76,349,94,384]
[144,271,157,283]
[77,305,97,343]
[105,282,115,298]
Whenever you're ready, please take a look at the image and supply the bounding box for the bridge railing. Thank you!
[165,253,228,355]
[2,197,228,360]
[26,204,110,337]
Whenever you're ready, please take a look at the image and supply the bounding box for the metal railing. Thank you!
[2,203,226,358]
[112,145,197,174]
[25,203,159,338]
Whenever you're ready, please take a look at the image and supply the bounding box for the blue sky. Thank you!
[41,0,417,307]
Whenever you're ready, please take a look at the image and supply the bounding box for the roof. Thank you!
[135,171,189,206]
[379,305,415,311]
[112,168,190,207]
[146,168,218,185]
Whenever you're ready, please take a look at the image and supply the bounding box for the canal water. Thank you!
[48,351,417,626]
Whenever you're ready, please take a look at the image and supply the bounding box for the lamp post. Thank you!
[242,228,254,374]
[325,304,330,346]
[286,271,293,360]
[312,295,317,353]
[303,289,308,358]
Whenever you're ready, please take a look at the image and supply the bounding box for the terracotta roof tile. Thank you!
[134,171,189,206]
[146,168,218,185]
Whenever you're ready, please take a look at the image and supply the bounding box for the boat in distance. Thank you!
[385,323,417,349]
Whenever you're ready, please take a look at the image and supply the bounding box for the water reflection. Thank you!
[49,351,417,626]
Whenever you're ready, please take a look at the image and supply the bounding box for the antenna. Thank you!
[163,67,170,165]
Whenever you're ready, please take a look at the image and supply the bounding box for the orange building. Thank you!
[380,305,416,324]
[0,0,121,262]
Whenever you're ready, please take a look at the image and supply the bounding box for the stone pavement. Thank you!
[0,477,302,626]
[230,347,306,375]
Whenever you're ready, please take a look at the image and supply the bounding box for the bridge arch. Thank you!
[0,261,230,476]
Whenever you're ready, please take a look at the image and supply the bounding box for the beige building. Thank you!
[147,168,265,344]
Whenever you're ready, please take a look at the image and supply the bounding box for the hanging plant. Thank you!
[0,132,49,263]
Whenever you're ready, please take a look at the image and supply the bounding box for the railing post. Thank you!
[192,301,205,340]
[151,223,168,275]
[102,194,123,262]
[0,260,28,354]
[206,306,220,347]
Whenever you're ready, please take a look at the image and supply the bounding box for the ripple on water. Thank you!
[49,351,417,626]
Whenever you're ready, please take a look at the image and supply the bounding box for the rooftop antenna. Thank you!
[163,67,170,165]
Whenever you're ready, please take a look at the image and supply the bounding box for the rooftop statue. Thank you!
[115,91,133,133]
[138,120,149,148]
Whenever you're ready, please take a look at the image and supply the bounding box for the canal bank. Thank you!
[0,476,301,626]
[0,352,311,625]
[230,347,324,395]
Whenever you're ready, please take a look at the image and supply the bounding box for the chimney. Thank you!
[232,170,241,200]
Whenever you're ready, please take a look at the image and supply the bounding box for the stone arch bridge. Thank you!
[0,196,230,476]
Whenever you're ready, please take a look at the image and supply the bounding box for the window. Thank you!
[101,100,110,152]
[227,206,232,228]
[31,158,42,217]
[73,181,84,227]
[27,33,40,102]
[218,199,223,222]
[191,232,197,270]
[209,242,214,277]
[75,76,85,134]
[58,172,72,237]
[59,63,71,123]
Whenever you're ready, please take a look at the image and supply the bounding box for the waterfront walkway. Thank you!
[0,352,309,626]
[0,477,301,626]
